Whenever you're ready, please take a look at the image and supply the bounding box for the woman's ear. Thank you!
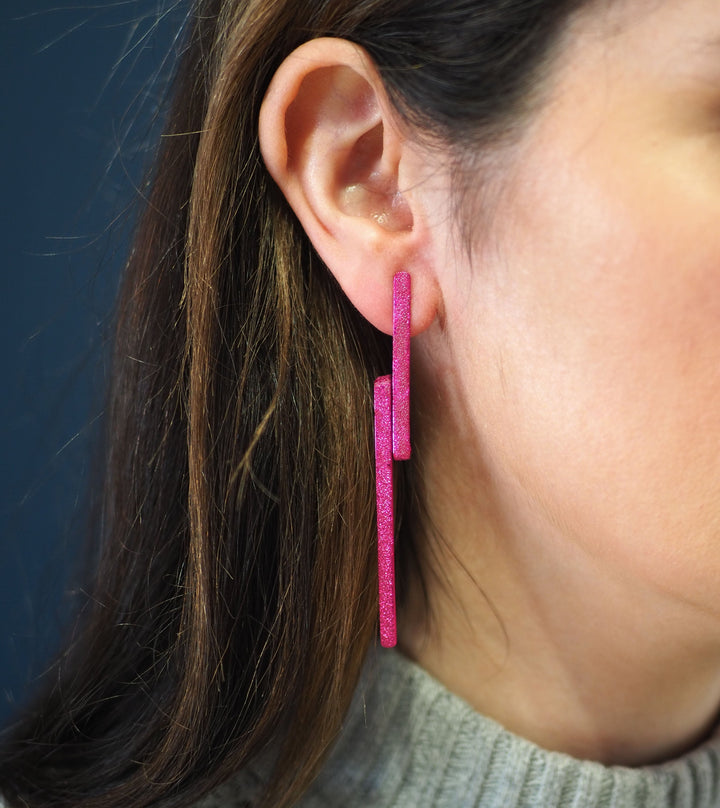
[258,37,439,335]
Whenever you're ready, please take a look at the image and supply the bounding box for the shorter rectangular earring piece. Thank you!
[374,374,397,647]
[392,272,411,461]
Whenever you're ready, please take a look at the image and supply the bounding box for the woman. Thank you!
[3,0,720,805]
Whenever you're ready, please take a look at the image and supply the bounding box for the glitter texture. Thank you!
[374,375,396,647]
[373,272,412,648]
[392,272,411,461]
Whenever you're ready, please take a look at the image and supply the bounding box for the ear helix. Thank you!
[374,271,411,648]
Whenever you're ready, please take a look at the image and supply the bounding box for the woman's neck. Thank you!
[401,419,720,767]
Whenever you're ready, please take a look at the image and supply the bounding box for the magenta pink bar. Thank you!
[374,374,396,647]
[392,272,411,461]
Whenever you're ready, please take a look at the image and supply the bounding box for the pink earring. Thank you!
[374,271,411,648]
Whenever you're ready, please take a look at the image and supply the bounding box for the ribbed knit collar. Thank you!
[305,649,720,808]
[196,648,720,808]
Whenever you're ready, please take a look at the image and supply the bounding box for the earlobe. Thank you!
[258,38,438,336]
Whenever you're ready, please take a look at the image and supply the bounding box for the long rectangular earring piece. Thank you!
[392,272,411,461]
[374,271,411,648]
[374,375,395,647]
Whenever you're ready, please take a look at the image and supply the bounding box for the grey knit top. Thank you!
[198,649,720,808]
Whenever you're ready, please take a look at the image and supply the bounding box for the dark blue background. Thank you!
[0,0,186,724]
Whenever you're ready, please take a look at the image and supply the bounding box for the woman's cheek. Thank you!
[459,137,720,610]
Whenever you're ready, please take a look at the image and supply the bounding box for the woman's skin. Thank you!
[259,0,720,767]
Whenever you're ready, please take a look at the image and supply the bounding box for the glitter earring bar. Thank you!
[373,271,411,648]
[374,374,395,647]
[392,272,411,461]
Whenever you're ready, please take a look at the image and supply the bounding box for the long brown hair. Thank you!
[0,1,593,806]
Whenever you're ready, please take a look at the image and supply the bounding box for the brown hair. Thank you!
[0,1,593,806]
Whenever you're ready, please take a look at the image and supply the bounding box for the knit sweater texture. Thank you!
[198,649,720,808]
